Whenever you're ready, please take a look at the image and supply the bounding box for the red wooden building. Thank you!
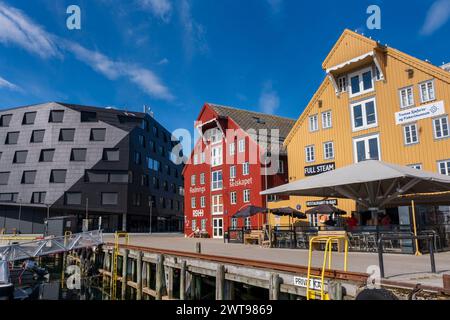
[183,103,295,238]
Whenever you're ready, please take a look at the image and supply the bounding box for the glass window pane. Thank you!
[50,170,67,183]
[90,129,106,141]
[102,193,118,205]
[71,148,87,161]
[40,149,55,162]
[49,110,64,123]
[351,76,360,94]
[365,101,376,125]
[59,129,75,141]
[368,138,379,160]
[356,141,366,162]
[362,71,372,90]
[66,192,82,205]
[31,130,45,143]
[353,105,363,127]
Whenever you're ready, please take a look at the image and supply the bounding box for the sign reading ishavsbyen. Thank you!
[395,100,445,125]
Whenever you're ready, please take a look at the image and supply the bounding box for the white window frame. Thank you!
[323,141,334,160]
[353,133,381,163]
[403,123,419,145]
[191,219,197,231]
[200,196,206,208]
[209,128,223,144]
[193,154,198,165]
[309,114,319,132]
[212,195,223,215]
[244,217,251,229]
[348,66,374,98]
[211,145,223,167]
[243,189,250,203]
[305,145,315,163]
[438,160,450,175]
[337,76,347,93]
[238,139,246,153]
[229,142,235,156]
[200,173,205,185]
[433,116,449,139]
[230,191,237,205]
[211,170,223,191]
[399,86,414,109]
[191,197,196,209]
[191,175,196,186]
[243,162,250,176]
[419,80,436,103]
[230,166,236,179]
[350,97,378,132]
[231,218,238,229]
[322,111,332,129]
[200,152,206,164]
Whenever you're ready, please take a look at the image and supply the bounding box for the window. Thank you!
[101,192,118,205]
[200,152,206,164]
[230,166,236,179]
[212,195,223,215]
[5,132,19,144]
[231,218,238,229]
[81,111,98,122]
[0,114,12,127]
[201,219,207,231]
[230,192,237,204]
[191,219,197,231]
[70,148,87,162]
[191,197,196,209]
[21,171,36,184]
[408,164,422,170]
[322,111,332,129]
[90,128,106,141]
[0,172,10,185]
[134,151,142,165]
[30,130,45,143]
[50,169,67,183]
[229,142,236,156]
[13,150,28,164]
[238,139,246,153]
[438,160,450,175]
[278,160,285,174]
[193,154,198,165]
[138,135,146,147]
[243,189,250,203]
[200,196,206,208]
[349,67,374,97]
[211,145,223,167]
[65,192,82,205]
[49,110,64,123]
[200,173,205,185]
[59,129,75,142]
[0,193,18,203]
[191,175,196,186]
[22,112,37,125]
[153,177,160,189]
[399,86,414,108]
[433,116,449,139]
[337,76,347,93]
[305,145,315,163]
[152,126,158,137]
[31,192,46,204]
[404,124,419,145]
[243,162,250,175]
[309,114,318,132]
[245,217,251,229]
[85,171,129,184]
[323,142,334,160]
[208,128,222,144]
[132,193,142,207]
[103,148,120,161]
[353,134,380,163]
[351,98,378,131]
[39,149,55,162]
[419,80,435,103]
[211,171,223,190]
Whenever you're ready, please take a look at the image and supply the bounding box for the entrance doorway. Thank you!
[213,218,223,239]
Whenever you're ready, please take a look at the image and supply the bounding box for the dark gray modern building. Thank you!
[0,102,184,234]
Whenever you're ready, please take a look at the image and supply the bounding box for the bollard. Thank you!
[269,273,280,300]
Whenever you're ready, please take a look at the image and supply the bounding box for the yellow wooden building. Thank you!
[268,29,450,227]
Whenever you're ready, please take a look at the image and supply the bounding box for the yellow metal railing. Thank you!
[111,232,129,300]
[306,235,348,300]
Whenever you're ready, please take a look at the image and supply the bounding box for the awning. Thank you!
[233,205,268,218]
[261,160,450,209]
[326,52,375,74]
[270,207,306,219]
[305,204,346,215]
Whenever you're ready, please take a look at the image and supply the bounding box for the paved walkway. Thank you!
[104,234,450,288]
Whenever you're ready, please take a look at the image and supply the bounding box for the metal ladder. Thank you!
[111,232,129,300]
[306,235,348,300]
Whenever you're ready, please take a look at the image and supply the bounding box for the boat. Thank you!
[0,260,14,300]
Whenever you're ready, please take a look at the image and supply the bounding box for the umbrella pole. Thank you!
[411,200,421,256]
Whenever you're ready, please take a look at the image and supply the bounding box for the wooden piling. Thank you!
[180,261,186,300]
[224,280,235,300]
[196,242,201,254]
[168,267,174,300]
[269,274,280,300]
[215,264,225,300]
[155,254,165,300]
[136,251,143,300]
[121,249,129,300]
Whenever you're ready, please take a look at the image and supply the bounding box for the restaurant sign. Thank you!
[395,100,445,125]
[304,162,335,177]
[306,199,338,208]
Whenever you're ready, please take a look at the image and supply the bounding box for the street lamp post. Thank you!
[149,200,153,234]
[18,198,22,234]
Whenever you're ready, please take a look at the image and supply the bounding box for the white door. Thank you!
[353,134,381,163]
[213,218,223,239]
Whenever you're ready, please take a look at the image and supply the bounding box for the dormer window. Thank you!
[337,76,347,93]
[349,67,374,97]
[207,128,222,144]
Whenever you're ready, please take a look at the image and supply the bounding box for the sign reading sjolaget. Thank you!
[395,100,445,125]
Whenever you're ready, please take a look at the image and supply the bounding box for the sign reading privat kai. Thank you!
[395,101,445,125]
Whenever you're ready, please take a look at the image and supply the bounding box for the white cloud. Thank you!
[0,2,60,58]
[157,58,169,65]
[259,82,280,115]
[0,2,174,101]
[0,75,20,91]
[66,41,174,101]
[421,0,450,35]
[138,0,172,22]
[267,0,283,14]
[179,0,208,60]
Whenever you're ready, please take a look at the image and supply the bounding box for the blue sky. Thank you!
[1,0,450,138]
